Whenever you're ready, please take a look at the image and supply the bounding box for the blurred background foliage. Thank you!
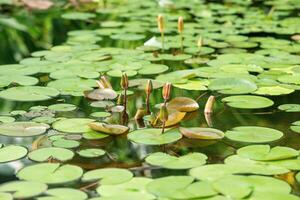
[0,0,110,64]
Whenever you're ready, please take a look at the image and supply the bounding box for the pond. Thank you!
[1,0,300,199]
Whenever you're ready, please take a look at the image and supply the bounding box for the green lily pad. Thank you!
[254,86,294,96]
[225,126,283,143]
[53,118,95,133]
[146,176,194,198]
[77,148,106,158]
[48,104,77,112]
[279,104,300,112]
[0,145,27,163]
[0,122,49,137]
[28,147,74,162]
[82,130,109,140]
[97,177,155,200]
[222,95,274,109]
[90,112,111,118]
[0,116,15,123]
[237,145,299,161]
[128,128,182,145]
[62,12,96,20]
[0,86,59,101]
[213,175,252,199]
[37,188,88,200]
[290,121,300,133]
[0,192,12,200]
[52,139,80,149]
[208,77,257,94]
[82,168,133,185]
[145,152,207,169]
[0,181,47,199]
[179,127,224,139]
[17,163,83,184]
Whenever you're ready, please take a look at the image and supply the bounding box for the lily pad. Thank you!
[17,163,83,184]
[128,128,182,145]
[89,122,129,135]
[179,127,224,140]
[28,147,74,162]
[225,126,283,143]
[279,104,300,112]
[48,104,77,112]
[0,122,49,137]
[0,145,27,163]
[208,78,257,94]
[145,152,207,169]
[237,145,299,161]
[167,97,199,112]
[53,118,95,133]
[82,168,133,185]
[222,95,274,109]
[97,177,155,200]
[0,86,59,101]
[37,188,88,200]
[77,148,106,158]
[0,181,47,199]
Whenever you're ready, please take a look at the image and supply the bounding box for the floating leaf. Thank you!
[167,97,199,112]
[179,127,224,140]
[208,78,257,94]
[0,122,49,137]
[48,104,77,112]
[222,95,274,109]
[0,181,47,199]
[290,121,300,133]
[225,126,283,143]
[146,176,194,198]
[37,188,88,200]
[0,145,27,163]
[82,168,133,185]
[128,128,182,145]
[97,177,155,200]
[53,118,95,133]
[86,89,117,100]
[52,139,80,149]
[145,152,207,169]
[28,147,74,162]
[237,145,298,161]
[17,163,83,184]
[89,122,129,135]
[279,104,300,112]
[0,86,59,101]
[77,148,106,158]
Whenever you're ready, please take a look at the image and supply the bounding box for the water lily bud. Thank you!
[159,105,169,122]
[121,73,129,89]
[117,94,124,105]
[100,75,112,89]
[145,80,153,96]
[197,37,203,48]
[162,82,172,101]
[157,14,164,33]
[204,95,215,114]
[134,108,146,120]
[178,16,184,33]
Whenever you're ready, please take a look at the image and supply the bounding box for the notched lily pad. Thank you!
[179,127,224,140]
[89,122,129,135]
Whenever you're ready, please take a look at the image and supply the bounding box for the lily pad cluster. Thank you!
[1,0,300,199]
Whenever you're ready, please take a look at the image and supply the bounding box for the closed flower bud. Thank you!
[121,73,129,89]
[117,94,124,105]
[159,105,168,122]
[162,82,172,101]
[145,80,153,95]
[157,14,164,33]
[197,37,203,48]
[100,75,112,89]
[178,16,184,33]
[204,95,215,114]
